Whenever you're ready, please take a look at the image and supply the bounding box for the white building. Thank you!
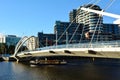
[26,37,39,50]
[0,33,6,43]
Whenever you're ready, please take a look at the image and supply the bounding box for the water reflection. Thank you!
[0,61,120,80]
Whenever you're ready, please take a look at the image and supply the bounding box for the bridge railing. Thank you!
[36,40,120,51]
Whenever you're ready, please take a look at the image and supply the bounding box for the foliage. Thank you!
[0,43,28,54]
[0,43,7,54]
[7,45,15,54]
[0,43,15,54]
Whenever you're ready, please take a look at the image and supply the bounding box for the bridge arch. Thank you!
[13,36,35,57]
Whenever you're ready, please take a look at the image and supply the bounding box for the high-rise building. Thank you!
[77,4,103,41]
[69,9,77,23]
[69,4,103,41]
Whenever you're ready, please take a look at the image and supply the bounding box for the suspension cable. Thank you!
[87,0,95,5]
[96,17,102,42]
[53,0,103,47]
[56,0,102,44]
[89,0,116,47]
[68,23,81,43]
[104,0,116,11]
[56,18,76,44]
[89,0,102,8]
[89,15,102,47]
[78,0,102,43]
[95,0,116,42]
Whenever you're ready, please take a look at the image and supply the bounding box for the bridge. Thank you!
[7,36,120,62]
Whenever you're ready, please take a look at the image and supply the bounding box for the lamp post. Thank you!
[66,31,68,48]
[56,30,58,48]
[46,37,48,47]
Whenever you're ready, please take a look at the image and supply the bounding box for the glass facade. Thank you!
[103,24,120,40]
[6,35,21,46]
[54,21,83,44]
[38,32,55,47]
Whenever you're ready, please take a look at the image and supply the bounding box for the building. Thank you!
[0,33,6,43]
[0,34,21,46]
[69,4,104,41]
[38,21,83,47]
[38,32,55,47]
[54,21,83,44]
[77,4,103,41]
[103,24,120,40]
[26,36,39,50]
[6,35,21,46]
[69,9,77,23]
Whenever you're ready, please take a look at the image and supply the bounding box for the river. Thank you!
[0,60,120,80]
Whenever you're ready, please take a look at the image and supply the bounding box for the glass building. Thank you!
[6,35,21,47]
[54,21,83,44]
[38,32,55,47]
[103,24,120,40]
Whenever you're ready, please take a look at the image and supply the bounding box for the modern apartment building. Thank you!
[69,4,120,41]
[78,4,103,41]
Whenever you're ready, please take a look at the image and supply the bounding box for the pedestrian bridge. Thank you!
[10,36,120,62]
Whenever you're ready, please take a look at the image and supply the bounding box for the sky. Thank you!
[0,0,120,37]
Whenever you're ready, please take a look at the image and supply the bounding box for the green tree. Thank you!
[8,45,15,54]
[0,43,6,54]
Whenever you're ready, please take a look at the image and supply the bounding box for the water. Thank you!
[0,61,120,80]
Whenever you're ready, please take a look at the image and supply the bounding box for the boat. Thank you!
[30,59,67,66]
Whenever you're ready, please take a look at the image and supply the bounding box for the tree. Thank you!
[0,43,7,54]
[8,45,15,54]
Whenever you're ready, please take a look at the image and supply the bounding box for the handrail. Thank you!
[36,40,120,51]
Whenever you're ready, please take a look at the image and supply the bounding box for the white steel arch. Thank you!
[13,36,35,57]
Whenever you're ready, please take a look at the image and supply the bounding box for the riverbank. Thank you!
[0,56,17,61]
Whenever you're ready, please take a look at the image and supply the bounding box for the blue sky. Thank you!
[0,0,120,37]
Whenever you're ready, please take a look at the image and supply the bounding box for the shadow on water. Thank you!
[0,58,120,80]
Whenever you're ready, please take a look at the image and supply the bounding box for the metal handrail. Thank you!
[37,40,120,51]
